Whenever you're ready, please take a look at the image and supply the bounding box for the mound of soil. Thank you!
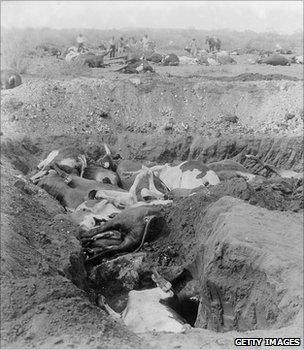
[1,75,303,139]
[194,196,303,332]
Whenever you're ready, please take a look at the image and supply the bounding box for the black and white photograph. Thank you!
[0,1,303,348]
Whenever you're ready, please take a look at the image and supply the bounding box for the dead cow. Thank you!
[1,69,22,89]
[116,58,154,74]
[117,160,170,198]
[77,52,110,68]
[82,205,164,264]
[31,144,119,186]
[98,269,190,333]
[89,166,166,208]
[162,53,179,66]
[127,160,220,191]
[68,199,121,230]
[146,52,164,64]
[257,54,290,66]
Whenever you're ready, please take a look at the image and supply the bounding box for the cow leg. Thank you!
[80,218,122,239]
[78,154,87,177]
[128,168,149,202]
[81,231,123,246]
[90,237,123,248]
[30,170,48,183]
[37,150,59,170]
[147,170,164,197]
[85,236,137,265]
[92,230,123,241]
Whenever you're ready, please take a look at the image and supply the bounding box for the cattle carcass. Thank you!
[117,160,170,196]
[98,269,190,333]
[90,166,166,208]
[1,69,22,90]
[257,54,290,66]
[146,52,163,63]
[291,56,303,64]
[162,54,179,66]
[31,149,87,183]
[36,164,170,236]
[31,144,119,186]
[69,199,121,230]
[36,166,121,210]
[116,58,154,74]
[127,160,220,191]
[77,52,110,68]
[82,205,168,264]
[65,48,80,63]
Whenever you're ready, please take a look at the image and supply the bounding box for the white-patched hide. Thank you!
[150,161,220,190]
[111,287,186,333]
[70,199,121,230]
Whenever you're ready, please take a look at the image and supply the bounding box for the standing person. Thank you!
[76,33,87,53]
[206,36,215,52]
[117,37,126,56]
[108,36,116,58]
[214,37,221,52]
[142,34,150,58]
[189,38,198,57]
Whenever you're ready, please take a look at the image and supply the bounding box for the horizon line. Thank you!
[1,26,303,35]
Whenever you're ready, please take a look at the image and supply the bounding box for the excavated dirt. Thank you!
[1,57,303,348]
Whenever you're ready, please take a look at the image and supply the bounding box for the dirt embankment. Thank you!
[194,196,303,332]
[0,145,143,349]
[1,74,303,139]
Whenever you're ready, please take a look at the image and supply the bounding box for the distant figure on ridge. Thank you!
[76,33,87,53]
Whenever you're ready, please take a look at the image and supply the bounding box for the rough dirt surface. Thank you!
[0,153,143,349]
[1,54,303,348]
[194,196,303,332]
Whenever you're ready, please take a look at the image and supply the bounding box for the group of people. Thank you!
[186,36,222,57]
[75,33,222,60]
[108,34,156,58]
[75,33,155,58]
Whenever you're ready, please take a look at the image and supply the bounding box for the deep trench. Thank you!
[2,134,302,334]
